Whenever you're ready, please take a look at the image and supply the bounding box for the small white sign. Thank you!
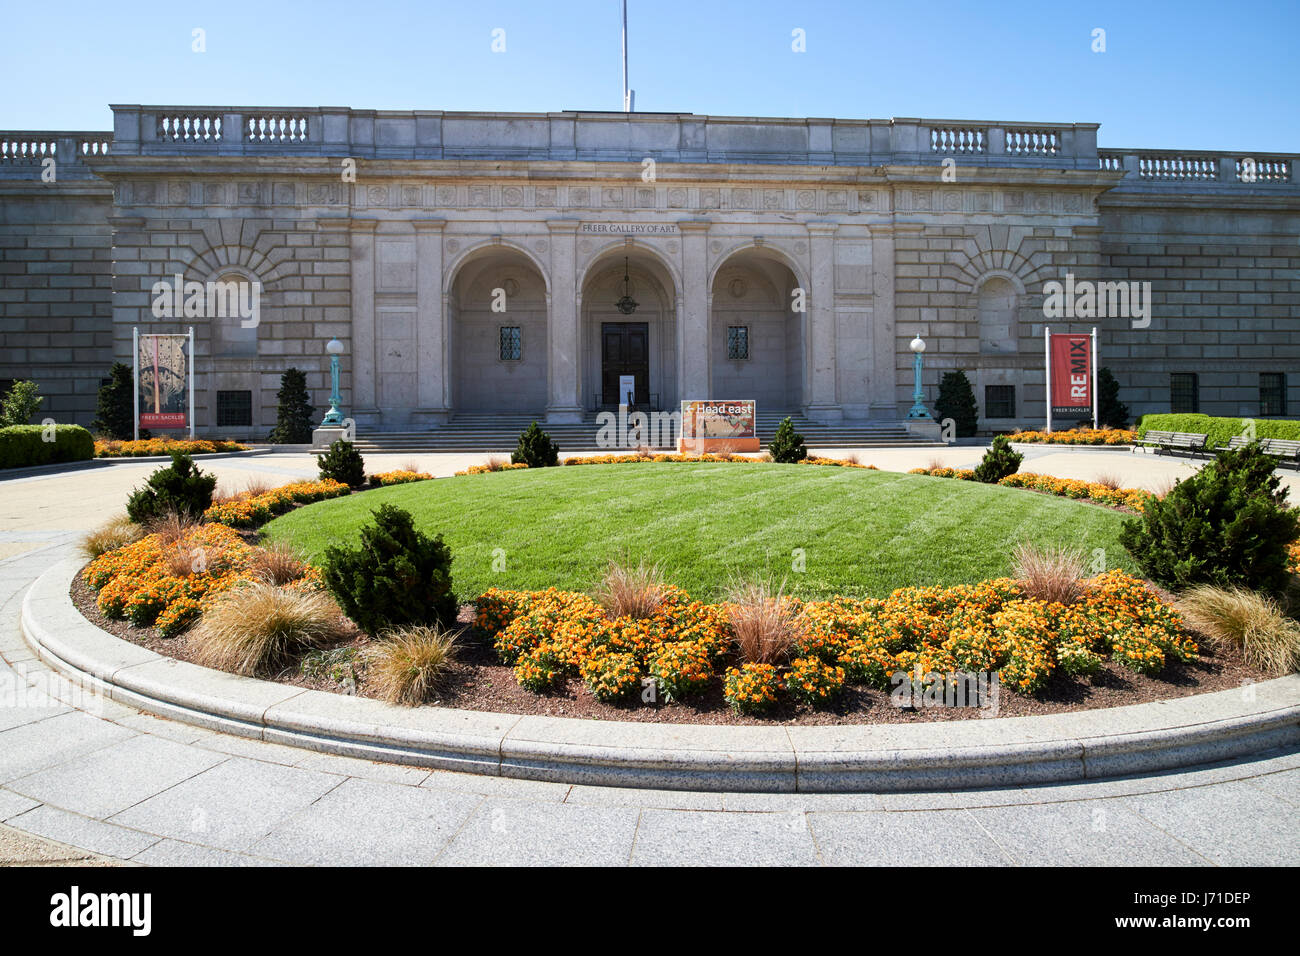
[619,375,636,406]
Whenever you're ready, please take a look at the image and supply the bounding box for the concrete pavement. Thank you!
[1,448,1297,865]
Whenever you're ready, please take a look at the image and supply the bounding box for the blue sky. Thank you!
[3,0,1296,151]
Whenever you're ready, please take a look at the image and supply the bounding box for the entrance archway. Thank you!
[448,246,549,415]
[710,249,804,410]
[580,248,678,412]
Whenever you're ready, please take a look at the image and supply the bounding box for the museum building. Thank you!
[1,105,1297,439]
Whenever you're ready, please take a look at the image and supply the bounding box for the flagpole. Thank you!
[621,0,630,112]
[1044,325,1052,434]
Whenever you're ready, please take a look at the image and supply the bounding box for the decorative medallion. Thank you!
[468,185,490,205]
[728,277,748,298]
[943,191,962,211]
[826,189,847,208]
[436,186,456,205]
[168,181,188,204]
[237,182,260,203]
[794,241,808,255]
[709,240,723,253]
[204,183,224,204]
[535,185,556,206]
[502,186,524,206]
[635,187,655,207]
[602,187,624,206]
[667,187,687,207]
[402,185,421,205]
[764,189,783,209]
[134,181,156,203]
[666,240,678,253]
[700,187,720,208]
[796,190,816,209]
[857,190,874,207]
[731,189,753,209]
[534,239,548,252]
[503,277,520,297]
[445,239,460,252]
[367,185,387,205]
[570,187,590,206]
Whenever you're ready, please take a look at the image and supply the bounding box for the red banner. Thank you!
[1049,333,1092,416]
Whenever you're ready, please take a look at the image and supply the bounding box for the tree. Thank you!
[268,368,315,444]
[768,417,807,463]
[512,421,559,467]
[125,452,217,524]
[91,363,136,440]
[934,370,979,437]
[1097,367,1130,429]
[317,439,366,487]
[972,434,1023,483]
[0,380,42,427]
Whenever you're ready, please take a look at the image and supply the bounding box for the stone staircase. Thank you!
[350,410,942,453]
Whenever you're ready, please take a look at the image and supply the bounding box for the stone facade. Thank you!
[0,109,1296,437]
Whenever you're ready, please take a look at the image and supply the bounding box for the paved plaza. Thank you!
[1,448,1297,866]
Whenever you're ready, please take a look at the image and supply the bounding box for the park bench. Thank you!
[1133,430,1209,458]
[1217,435,1300,469]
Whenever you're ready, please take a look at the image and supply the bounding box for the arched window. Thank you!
[212,271,259,357]
[977,276,1018,354]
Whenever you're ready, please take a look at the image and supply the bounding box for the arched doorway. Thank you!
[448,246,549,415]
[580,248,678,412]
[710,248,804,410]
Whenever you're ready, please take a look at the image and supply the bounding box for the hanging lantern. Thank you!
[615,256,638,315]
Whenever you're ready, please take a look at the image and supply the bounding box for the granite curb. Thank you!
[20,557,1300,793]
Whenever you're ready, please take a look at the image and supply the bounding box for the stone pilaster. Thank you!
[868,222,899,417]
[345,218,379,429]
[411,218,449,425]
[545,220,583,423]
[677,219,711,401]
[805,221,841,420]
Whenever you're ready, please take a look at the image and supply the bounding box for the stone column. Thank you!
[868,222,899,418]
[545,220,583,423]
[677,220,711,400]
[412,218,450,425]
[805,221,841,420]
[347,218,379,429]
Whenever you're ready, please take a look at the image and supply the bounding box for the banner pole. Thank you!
[1044,325,1052,434]
[188,323,195,439]
[1091,326,1099,430]
[132,326,139,442]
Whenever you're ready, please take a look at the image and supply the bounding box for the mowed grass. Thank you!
[263,464,1133,602]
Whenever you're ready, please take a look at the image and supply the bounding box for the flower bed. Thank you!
[455,453,876,476]
[473,571,1196,712]
[82,523,322,637]
[1289,540,1300,576]
[908,467,1151,511]
[1004,429,1138,445]
[203,479,351,528]
[94,439,250,458]
[368,470,434,487]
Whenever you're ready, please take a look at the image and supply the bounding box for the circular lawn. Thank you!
[263,463,1133,601]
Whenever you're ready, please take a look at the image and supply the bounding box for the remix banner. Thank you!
[137,333,190,429]
[1049,333,1093,418]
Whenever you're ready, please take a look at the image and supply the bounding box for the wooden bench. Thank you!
[1217,435,1300,468]
[1134,430,1209,457]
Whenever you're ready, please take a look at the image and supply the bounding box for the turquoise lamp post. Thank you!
[907,333,932,419]
[321,338,345,426]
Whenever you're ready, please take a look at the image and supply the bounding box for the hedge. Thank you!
[1135,414,1300,448]
[0,424,95,469]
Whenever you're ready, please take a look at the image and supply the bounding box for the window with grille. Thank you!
[727,326,749,360]
[500,326,522,361]
[1170,373,1199,414]
[216,390,252,428]
[985,385,1015,419]
[1261,373,1287,417]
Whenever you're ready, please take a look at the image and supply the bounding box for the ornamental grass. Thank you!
[251,539,310,586]
[1176,585,1300,676]
[1012,542,1087,605]
[592,556,669,620]
[190,582,348,676]
[79,514,144,558]
[365,625,461,705]
[723,578,804,665]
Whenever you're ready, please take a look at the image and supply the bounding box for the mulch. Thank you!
[69,573,1272,728]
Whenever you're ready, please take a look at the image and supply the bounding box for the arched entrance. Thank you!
[710,248,804,410]
[448,246,549,415]
[580,248,678,412]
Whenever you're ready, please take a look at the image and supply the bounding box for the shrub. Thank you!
[125,452,217,524]
[190,582,348,676]
[784,655,847,705]
[0,380,42,427]
[592,557,668,619]
[79,515,144,558]
[512,421,559,467]
[1097,367,1130,428]
[1119,442,1300,596]
[768,417,807,463]
[268,367,315,444]
[726,578,803,664]
[972,434,1023,483]
[366,625,460,705]
[321,503,457,635]
[0,424,95,469]
[935,370,979,437]
[91,363,136,440]
[1011,542,1085,605]
[723,662,782,714]
[317,439,366,487]
[1176,585,1300,676]
[1136,413,1300,447]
